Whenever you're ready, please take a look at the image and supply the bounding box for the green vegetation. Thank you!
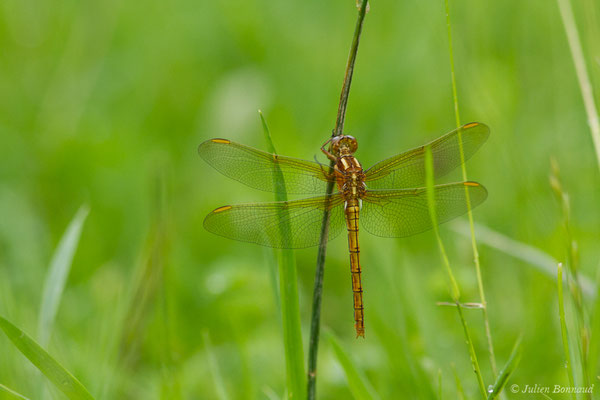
[1,0,599,398]
[261,111,305,400]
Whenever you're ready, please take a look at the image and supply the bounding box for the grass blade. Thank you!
[259,111,306,400]
[424,147,459,301]
[556,0,600,172]
[450,221,596,299]
[0,316,94,400]
[486,336,522,399]
[38,205,89,347]
[425,146,486,398]
[550,159,591,397]
[118,171,168,365]
[451,364,466,400]
[587,268,600,385]
[203,330,229,400]
[557,263,577,400]
[326,330,379,400]
[444,0,498,377]
[369,311,437,398]
[0,384,31,400]
[437,369,443,400]
[98,170,171,398]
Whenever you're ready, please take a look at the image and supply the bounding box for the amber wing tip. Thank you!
[198,138,231,154]
[212,205,233,213]
[462,122,480,129]
[462,121,491,134]
[464,181,480,187]
[210,138,231,144]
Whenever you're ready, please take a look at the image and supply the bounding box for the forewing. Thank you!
[199,139,331,194]
[361,182,487,238]
[364,123,489,189]
[204,195,346,249]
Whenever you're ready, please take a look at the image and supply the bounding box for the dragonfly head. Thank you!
[331,135,358,156]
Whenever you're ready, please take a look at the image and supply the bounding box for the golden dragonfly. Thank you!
[199,122,489,337]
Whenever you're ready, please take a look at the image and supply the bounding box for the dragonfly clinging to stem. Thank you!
[198,122,489,337]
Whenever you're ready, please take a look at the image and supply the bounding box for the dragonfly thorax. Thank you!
[336,156,366,200]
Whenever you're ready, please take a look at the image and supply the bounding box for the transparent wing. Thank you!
[204,195,346,249]
[199,138,332,194]
[364,123,489,189]
[361,182,487,237]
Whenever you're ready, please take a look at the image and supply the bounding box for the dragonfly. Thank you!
[198,122,489,337]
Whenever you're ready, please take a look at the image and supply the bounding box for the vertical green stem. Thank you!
[426,146,487,399]
[556,0,600,173]
[261,112,306,400]
[557,263,577,400]
[307,1,369,399]
[555,0,599,391]
[444,0,461,130]
[334,0,368,137]
[550,159,590,396]
[444,0,498,376]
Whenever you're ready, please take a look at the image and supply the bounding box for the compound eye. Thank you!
[343,135,358,153]
[330,136,343,153]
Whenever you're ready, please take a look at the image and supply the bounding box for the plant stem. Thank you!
[444,0,499,377]
[557,263,577,400]
[334,0,368,136]
[556,0,600,173]
[261,112,306,400]
[425,146,487,399]
[307,1,369,398]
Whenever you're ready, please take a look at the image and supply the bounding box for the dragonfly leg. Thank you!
[314,159,338,181]
[313,154,335,181]
[321,138,337,162]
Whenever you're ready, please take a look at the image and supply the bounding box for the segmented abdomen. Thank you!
[345,199,364,337]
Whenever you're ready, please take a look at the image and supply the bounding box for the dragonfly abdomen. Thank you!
[345,199,364,338]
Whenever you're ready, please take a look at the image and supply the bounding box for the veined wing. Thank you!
[361,182,487,237]
[204,195,346,249]
[364,123,489,189]
[199,139,332,194]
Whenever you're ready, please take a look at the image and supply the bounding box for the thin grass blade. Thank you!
[118,175,168,366]
[369,311,437,398]
[557,263,577,400]
[38,205,89,347]
[0,384,31,400]
[262,386,282,400]
[587,268,600,384]
[100,170,171,397]
[202,330,229,400]
[259,111,305,400]
[451,221,597,298]
[326,330,379,400]
[486,336,522,399]
[425,146,486,398]
[556,0,600,172]
[444,0,498,378]
[0,316,94,399]
[424,146,459,301]
[437,369,443,400]
[451,364,466,400]
[550,159,591,396]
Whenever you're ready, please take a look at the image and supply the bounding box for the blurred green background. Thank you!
[1,0,600,398]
